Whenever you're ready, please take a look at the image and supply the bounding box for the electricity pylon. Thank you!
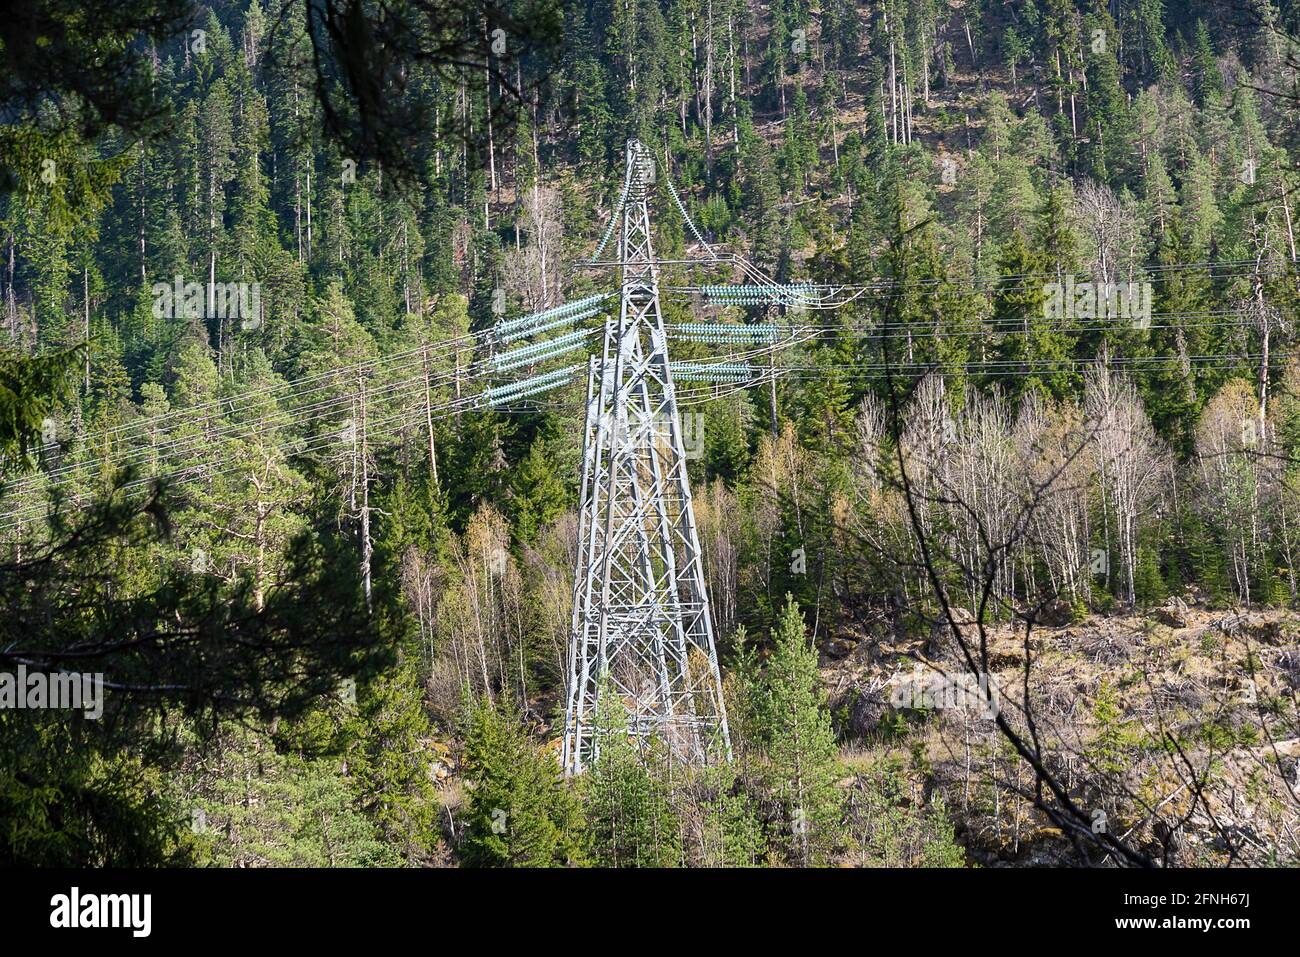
[562,140,731,774]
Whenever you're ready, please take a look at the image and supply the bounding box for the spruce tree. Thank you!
[459,697,585,867]
[762,595,843,866]
[585,691,680,867]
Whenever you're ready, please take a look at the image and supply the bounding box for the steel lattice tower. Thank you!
[562,140,731,774]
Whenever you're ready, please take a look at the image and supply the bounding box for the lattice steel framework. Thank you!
[562,140,732,774]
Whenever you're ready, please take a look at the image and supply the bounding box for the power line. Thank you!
[0,377,572,532]
[23,326,496,460]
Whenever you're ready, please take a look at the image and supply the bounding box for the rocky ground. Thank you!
[820,598,1300,866]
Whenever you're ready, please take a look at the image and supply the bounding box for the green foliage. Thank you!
[1133,543,1167,607]
[343,661,442,861]
[0,718,196,866]
[0,473,389,865]
[182,726,400,868]
[6,0,1300,869]
[847,758,966,867]
[459,696,585,867]
[1088,679,1133,776]
[693,763,766,867]
[508,435,567,543]
[585,692,680,867]
[759,596,844,866]
[0,346,82,470]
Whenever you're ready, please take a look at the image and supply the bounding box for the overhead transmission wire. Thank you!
[9,343,589,505]
[648,173,1294,312]
[4,295,613,529]
[764,353,1285,374]
[452,348,1274,413]
[12,149,1291,528]
[17,287,610,469]
[675,311,1300,345]
[19,324,499,462]
[8,290,1279,517]
[1,365,593,532]
[1,318,600,520]
[587,156,635,264]
[662,256,1293,297]
[2,398,459,533]
[7,155,690,530]
[0,371,466,528]
[473,349,1258,411]
[10,303,613,501]
[601,157,1292,323]
[664,167,717,259]
[594,161,1298,403]
[5,330,499,496]
[21,365,455,493]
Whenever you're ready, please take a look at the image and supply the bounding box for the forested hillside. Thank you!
[3,0,1300,867]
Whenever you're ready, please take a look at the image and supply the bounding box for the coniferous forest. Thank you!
[3,0,1300,876]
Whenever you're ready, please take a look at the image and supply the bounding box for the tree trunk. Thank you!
[83,267,90,394]
[359,373,373,614]
[423,344,439,487]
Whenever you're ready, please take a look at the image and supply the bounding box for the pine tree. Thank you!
[694,762,765,866]
[343,660,442,862]
[585,691,681,867]
[507,435,567,543]
[459,697,585,867]
[987,229,1074,405]
[762,595,843,866]
[1191,20,1224,107]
